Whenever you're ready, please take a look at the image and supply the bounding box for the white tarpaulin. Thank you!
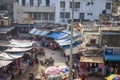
[29,28,38,34]
[65,47,79,56]
[7,53,24,59]
[0,60,12,68]
[62,30,80,37]
[8,39,35,48]
[0,52,14,60]
[4,47,32,52]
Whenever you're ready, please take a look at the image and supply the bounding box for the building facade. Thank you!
[14,0,55,24]
[13,0,112,24]
[56,0,112,24]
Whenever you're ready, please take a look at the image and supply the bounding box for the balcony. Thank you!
[14,2,55,12]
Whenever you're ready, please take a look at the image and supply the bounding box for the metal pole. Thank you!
[69,0,74,80]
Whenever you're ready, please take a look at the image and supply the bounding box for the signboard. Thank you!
[104,47,120,55]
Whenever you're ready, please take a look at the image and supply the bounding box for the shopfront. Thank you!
[104,47,120,75]
[80,56,104,76]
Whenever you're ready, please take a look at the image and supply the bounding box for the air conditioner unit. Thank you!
[61,19,65,22]
[62,8,65,11]
[75,8,78,12]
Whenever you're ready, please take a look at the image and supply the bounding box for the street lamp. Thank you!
[68,0,74,80]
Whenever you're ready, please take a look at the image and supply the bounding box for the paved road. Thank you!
[15,47,103,80]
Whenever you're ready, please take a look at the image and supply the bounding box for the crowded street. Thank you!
[14,47,102,80]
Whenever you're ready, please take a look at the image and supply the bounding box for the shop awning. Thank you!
[29,28,38,34]
[65,46,79,56]
[45,32,69,40]
[104,54,120,61]
[29,28,50,36]
[0,27,15,34]
[15,24,34,27]
[80,56,104,63]
[87,46,102,50]
[0,52,14,60]
[8,39,34,48]
[0,60,13,68]
[62,29,80,38]
[102,32,120,35]
[7,53,24,59]
[4,47,32,52]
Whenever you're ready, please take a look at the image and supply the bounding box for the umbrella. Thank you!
[45,66,60,75]
[58,66,69,73]
[46,74,62,80]
[107,74,120,80]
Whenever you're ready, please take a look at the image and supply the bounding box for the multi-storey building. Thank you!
[112,0,120,20]
[56,0,112,24]
[14,0,112,24]
[14,0,55,24]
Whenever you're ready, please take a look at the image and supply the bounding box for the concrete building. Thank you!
[13,0,112,24]
[13,0,55,24]
[55,0,112,24]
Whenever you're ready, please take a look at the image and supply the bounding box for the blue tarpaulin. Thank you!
[104,54,120,61]
[45,32,69,40]
[29,28,49,36]
[104,47,120,61]
[63,42,79,49]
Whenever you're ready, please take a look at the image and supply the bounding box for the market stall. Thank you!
[80,56,104,76]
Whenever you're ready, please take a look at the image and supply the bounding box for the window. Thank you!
[75,2,80,8]
[90,39,96,45]
[86,2,94,5]
[42,13,48,20]
[46,0,50,6]
[30,0,34,6]
[86,2,90,5]
[60,12,64,18]
[87,13,93,16]
[70,2,72,8]
[22,0,25,6]
[70,2,80,8]
[66,12,70,18]
[60,2,65,8]
[49,13,54,20]
[38,0,42,6]
[106,3,111,9]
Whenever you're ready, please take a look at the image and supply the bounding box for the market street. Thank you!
[15,47,102,80]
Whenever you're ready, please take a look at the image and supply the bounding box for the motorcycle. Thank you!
[44,57,54,67]
[29,72,34,80]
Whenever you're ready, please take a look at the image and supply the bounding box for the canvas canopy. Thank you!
[64,46,79,56]
[62,30,80,38]
[4,47,32,52]
[45,32,69,40]
[0,60,12,68]
[8,39,35,48]
[29,28,50,36]
[80,56,104,63]
[7,53,24,59]
[0,52,24,60]
[0,52,14,60]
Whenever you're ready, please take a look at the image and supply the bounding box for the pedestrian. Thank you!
[29,72,34,80]
[81,74,86,80]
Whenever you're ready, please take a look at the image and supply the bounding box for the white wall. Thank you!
[34,0,38,6]
[55,0,109,24]
[42,0,55,6]
[26,0,30,6]
[19,0,22,6]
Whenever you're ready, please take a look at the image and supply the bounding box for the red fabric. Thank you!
[81,75,86,80]
[64,78,68,80]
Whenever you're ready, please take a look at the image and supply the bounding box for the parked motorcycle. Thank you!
[44,57,54,67]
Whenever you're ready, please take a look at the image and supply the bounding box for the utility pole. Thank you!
[69,0,74,80]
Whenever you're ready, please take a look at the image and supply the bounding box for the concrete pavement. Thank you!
[15,47,103,80]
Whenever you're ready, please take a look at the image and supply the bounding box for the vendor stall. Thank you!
[80,56,104,64]
[80,56,104,76]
